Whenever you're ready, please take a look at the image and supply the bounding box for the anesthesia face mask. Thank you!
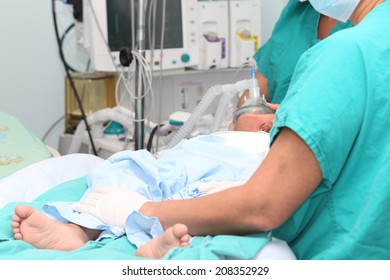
[300,0,359,22]
[232,96,275,123]
[233,63,275,124]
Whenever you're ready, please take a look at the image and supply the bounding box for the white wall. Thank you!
[0,0,286,151]
[0,1,72,149]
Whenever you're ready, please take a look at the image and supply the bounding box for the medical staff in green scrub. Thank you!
[231,0,353,132]
[268,0,390,259]
[253,0,353,104]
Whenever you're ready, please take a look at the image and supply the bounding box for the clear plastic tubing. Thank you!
[209,91,232,133]
[167,79,252,149]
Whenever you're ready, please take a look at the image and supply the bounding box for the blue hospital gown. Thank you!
[270,0,390,259]
[44,132,269,247]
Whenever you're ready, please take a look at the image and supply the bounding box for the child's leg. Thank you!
[135,223,190,258]
[12,205,100,251]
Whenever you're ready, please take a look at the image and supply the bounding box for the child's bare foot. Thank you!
[136,223,190,258]
[11,205,96,251]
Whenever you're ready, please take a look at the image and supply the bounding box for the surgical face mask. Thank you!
[308,0,360,22]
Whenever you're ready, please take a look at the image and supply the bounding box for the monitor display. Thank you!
[107,0,184,51]
[83,0,199,72]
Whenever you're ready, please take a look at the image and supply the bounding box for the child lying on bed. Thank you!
[9,131,271,259]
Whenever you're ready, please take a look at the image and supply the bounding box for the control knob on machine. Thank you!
[181,53,191,63]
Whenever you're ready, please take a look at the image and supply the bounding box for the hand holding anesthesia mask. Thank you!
[300,0,360,22]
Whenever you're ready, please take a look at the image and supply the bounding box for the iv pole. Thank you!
[134,0,146,150]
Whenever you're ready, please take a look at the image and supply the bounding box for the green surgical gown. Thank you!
[270,0,390,259]
[254,0,352,104]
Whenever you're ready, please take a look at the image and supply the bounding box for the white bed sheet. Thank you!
[0,153,104,209]
[0,150,296,260]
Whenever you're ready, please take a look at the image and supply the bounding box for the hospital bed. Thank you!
[0,112,296,260]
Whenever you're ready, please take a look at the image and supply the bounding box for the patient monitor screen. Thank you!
[107,0,184,51]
